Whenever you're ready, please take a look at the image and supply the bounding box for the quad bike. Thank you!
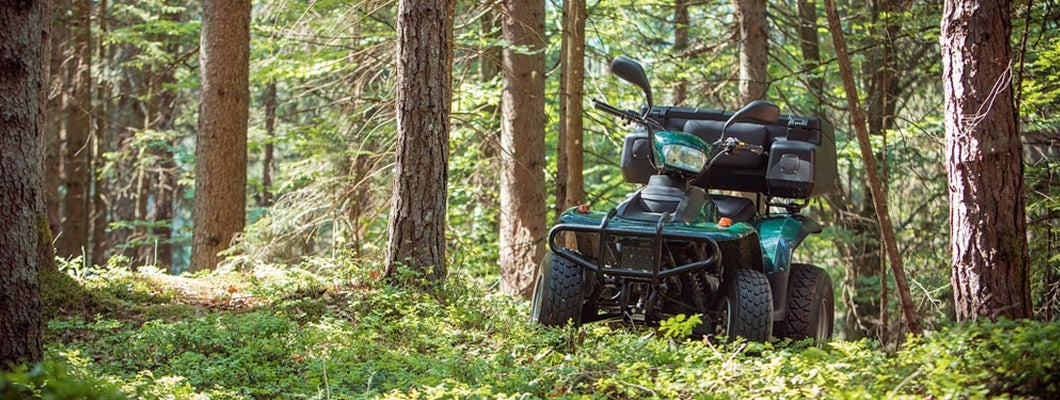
[530,56,838,341]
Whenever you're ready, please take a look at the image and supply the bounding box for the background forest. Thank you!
[4,0,1060,397]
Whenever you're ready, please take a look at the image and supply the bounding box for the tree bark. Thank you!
[261,81,277,208]
[798,0,880,340]
[733,0,768,104]
[824,0,922,335]
[499,0,547,298]
[796,0,822,113]
[59,0,92,259]
[44,0,68,239]
[191,0,250,271]
[90,0,108,268]
[672,0,690,105]
[0,0,47,367]
[554,3,568,222]
[479,4,501,82]
[385,0,454,286]
[941,0,1031,321]
[866,0,901,137]
[562,0,586,211]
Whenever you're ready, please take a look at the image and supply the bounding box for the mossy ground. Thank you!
[4,258,1059,399]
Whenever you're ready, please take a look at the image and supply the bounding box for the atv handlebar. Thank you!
[592,99,665,131]
[719,136,766,155]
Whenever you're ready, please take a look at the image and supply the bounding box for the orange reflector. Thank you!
[718,217,733,227]
[577,204,590,214]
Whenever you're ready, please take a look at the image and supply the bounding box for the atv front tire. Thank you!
[530,252,584,326]
[780,263,834,341]
[714,269,773,342]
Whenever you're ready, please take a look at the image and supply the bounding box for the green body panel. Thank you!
[557,206,756,243]
[753,214,820,274]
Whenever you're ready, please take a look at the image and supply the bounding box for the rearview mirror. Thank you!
[610,56,653,109]
[724,100,780,131]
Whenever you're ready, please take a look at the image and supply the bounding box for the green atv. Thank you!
[530,56,838,341]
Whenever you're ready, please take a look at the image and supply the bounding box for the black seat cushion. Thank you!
[710,194,756,223]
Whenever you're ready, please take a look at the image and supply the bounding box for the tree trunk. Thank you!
[479,5,501,82]
[733,0,768,104]
[554,4,567,222]
[556,0,586,218]
[499,0,547,298]
[796,0,822,113]
[561,0,586,210]
[90,0,108,268]
[0,0,47,367]
[824,0,922,335]
[866,0,901,137]
[801,0,885,339]
[191,0,250,272]
[59,0,92,260]
[44,0,68,239]
[941,0,1032,321]
[385,0,454,286]
[261,81,277,208]
[672,0,690,105]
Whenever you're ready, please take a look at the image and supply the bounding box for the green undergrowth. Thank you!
[4,258,1059,399]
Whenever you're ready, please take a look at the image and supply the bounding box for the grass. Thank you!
[3,257,1059,399]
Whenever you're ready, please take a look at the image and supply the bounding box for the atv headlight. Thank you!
[660,144,707,173]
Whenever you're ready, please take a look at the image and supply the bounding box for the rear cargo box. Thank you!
[618,106,837,199]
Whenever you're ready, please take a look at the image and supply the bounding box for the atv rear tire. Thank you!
[714,269,773,342]
[780,263,834,341]
[530,252,585,326]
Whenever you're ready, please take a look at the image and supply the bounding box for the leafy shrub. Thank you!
[0,361,124,400]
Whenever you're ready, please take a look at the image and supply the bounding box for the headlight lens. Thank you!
[661,144,707,173]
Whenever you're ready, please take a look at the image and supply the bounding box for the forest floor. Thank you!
[5,261,1059,399]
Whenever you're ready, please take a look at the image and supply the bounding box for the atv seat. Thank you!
[710,194,756,223]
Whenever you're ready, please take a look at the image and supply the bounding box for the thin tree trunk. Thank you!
[796,0,822,113]
[797,0,879,340]
[500,0,547,298]
[479,4,501,82]
[562,0,586,209]
[59,0,92,259]
[0,0,48,366]
[134,159,151,265]
[261,81,276,208]
[555,3,568,221]
[191,0,250,271]
[941,0,1031,321]
[45,0,68,238]
[90,0,108,268]
[866,0,901,137]
[824,0,922,335]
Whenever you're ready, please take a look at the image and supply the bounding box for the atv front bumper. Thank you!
[548,208,753,281]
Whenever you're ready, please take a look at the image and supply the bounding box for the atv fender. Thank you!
[754,214,822,322]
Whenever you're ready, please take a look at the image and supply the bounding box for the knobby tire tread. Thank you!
[537,254,584,326]
[783,263,833,340]
[729,269,773,341]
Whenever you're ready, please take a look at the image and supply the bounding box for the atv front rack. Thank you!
[548,208,722,282]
